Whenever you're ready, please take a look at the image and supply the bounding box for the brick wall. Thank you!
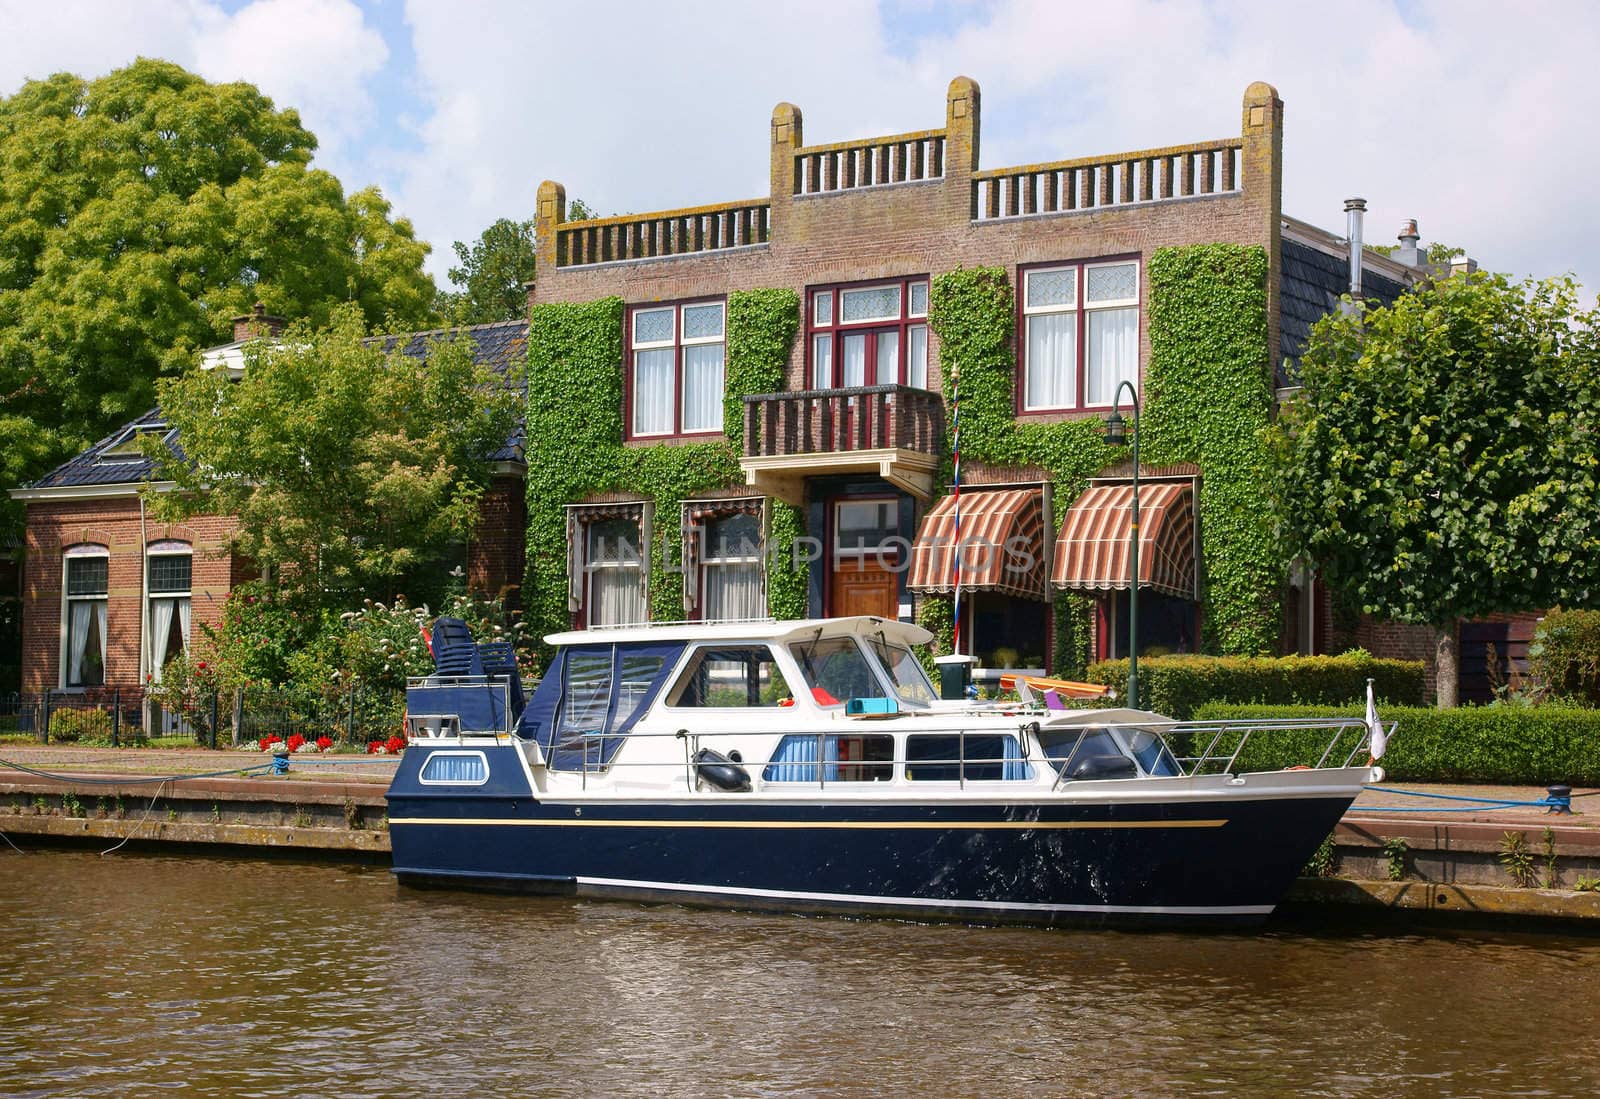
[20,498,240,693]
[468,473,527,611]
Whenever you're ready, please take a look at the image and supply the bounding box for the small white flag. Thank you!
[1365,679,1387,761]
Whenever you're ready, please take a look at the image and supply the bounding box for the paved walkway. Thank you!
[1350,782,1596,828]
[0,744,398,783]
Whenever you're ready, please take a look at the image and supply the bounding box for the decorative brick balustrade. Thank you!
[555,199,771,268]
[972,139,1243,221]
[791,129,947,196]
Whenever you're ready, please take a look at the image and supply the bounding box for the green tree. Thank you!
[0,59,438,534]
[149,305,520,607]
[1271,271,1600,706]
[437,200,596,325]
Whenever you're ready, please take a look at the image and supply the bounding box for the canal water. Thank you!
[2,851,1598,1098]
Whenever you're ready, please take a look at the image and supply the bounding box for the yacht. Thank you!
[385,616,1386,928]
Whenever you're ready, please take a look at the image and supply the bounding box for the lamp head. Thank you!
[1104,409,1127,447]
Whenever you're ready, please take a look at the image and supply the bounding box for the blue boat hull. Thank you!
[386,747,1352,928]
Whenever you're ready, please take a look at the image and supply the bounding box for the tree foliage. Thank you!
[1272,271,1600,639]
[438,217,537,325]
[0,59,437,532]
[437,200,599,326]
[150,305,520,605]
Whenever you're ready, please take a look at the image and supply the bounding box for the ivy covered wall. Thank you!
[924,243,1277,662]
[524,289,803,655]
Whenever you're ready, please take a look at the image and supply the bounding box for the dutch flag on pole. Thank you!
[1365,678,1387,761]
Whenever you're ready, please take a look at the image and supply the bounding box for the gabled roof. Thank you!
[1280,216,1413,387]
[14,318,529,497]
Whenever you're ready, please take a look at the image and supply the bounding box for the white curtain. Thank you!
[149,598,175,682]
[68,602,91,684]
[843,334,867,387]
[632,348,675,434]
[812,334,833,388]
[704,561,765,621]
[908,325,928,389]
[591,567,645,625]
[1025,312,1076,408]
[177,597,191,652]
[875,331,899,385]
[1086,307,1137,406]
[681,344,724,433]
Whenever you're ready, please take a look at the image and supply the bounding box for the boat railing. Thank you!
[1161,716,1390,776]
[534,715,1391,791]
[405,675,516,739]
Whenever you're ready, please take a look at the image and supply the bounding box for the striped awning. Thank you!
[908,488,1048,600]
[1052,481,1197,600]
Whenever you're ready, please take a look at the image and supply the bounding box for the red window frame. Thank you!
[806,276,931,390]
[1015,255,1142,415]
[623,297,727,441]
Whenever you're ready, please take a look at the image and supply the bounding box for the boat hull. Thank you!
[387,750,1355,928]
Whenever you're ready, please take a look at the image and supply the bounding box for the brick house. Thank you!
[8,311,528,700]
[524,76,1455,687]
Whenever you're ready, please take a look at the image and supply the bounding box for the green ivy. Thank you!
[927,246,1276,659]
[525,289,802,654]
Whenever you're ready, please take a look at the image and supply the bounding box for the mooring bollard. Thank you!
[1546,784,1573,814]
[270,741,290,776]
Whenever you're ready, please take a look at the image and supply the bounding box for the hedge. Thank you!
[1085,653,1425,719]
[1193,703,1600,786]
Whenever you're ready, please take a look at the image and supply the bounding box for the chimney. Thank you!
[1344,197,1366,296]
[1450,255,1479,277]
[231,302,287,342]
[1396,218,1422,267]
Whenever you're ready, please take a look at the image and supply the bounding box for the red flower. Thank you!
[316,736,333,751]
[286,734,306,753]
[385,735,406,755]
[196,661,207,670]
[367,740,383,754]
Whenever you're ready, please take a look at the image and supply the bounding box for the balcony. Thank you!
[740,385,945,506]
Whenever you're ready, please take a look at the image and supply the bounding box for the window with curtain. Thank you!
[1021,259,1140,411]
[906,733,1032,781]
[762,733,893,783]
[585,516,646,626]
[807,277,930,390]
[147,546,191,683]
[701,512,764,622]
[63,550,107,688]
[627,300,725,438]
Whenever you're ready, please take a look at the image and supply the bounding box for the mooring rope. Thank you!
[1355,785,1575,813]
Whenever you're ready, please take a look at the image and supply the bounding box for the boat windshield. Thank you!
[866,637,936,705]
[788,636,888,707]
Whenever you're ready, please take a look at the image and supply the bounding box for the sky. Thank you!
[2,0,1598,297]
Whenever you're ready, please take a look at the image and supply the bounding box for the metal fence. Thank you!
[0,685,407,748]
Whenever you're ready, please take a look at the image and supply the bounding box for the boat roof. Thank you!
[544,615,935,649]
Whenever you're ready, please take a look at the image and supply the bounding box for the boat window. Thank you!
[1120,727,1181,777]
[1036,727,1132,776]
[905,734,1032,781]
[763,733,894,783]
[788,636,887,706]
[418,751,489,785]
[547,645,680,771]
[668,645,794,708]
[866,637,936,704]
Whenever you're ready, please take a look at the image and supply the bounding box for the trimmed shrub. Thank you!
[1527,609,1600,706]
[47,708,113,744]
[1085,653,1424,719]
[1193,702,1600,785]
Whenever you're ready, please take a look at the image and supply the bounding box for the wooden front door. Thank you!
[829,555,899,618]
[828,497,901,619]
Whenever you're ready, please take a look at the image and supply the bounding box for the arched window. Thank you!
[62,545,108,688]
[147,541,192,682]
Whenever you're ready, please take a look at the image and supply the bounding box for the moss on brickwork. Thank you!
[524,290,803,654]
[927,244,1276,657]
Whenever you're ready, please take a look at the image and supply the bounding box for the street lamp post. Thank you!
[1103,381,1140,709]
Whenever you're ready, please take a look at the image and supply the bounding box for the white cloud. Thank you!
[397,0,1600,297]
[0,0,387,194]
